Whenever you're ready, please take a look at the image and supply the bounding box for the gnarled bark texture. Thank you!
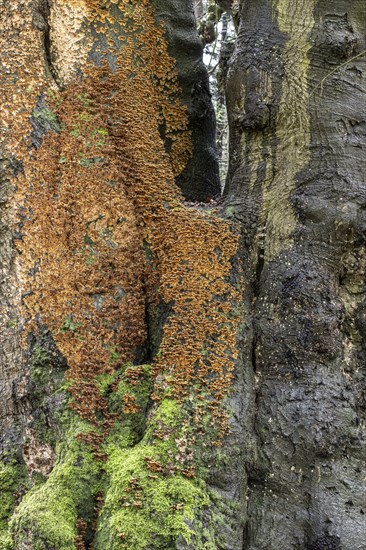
[1,1,239,549]
[152,0,221,201]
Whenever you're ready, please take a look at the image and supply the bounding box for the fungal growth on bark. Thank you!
[1,1,242,548]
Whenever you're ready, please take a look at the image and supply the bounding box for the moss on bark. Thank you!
[8,369,234,549]
[0,461,28,550]
[10,420,101,550]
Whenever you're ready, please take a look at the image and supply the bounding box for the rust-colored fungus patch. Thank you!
[20,82,147,451]
[17,0,240,452]
[2,1,242,546]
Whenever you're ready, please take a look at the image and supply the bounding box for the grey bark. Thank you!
[153,0,221,201]
[223,0,366,548]
[193,0,204,21]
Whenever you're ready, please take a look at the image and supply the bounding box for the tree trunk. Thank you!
[193,0,204,22]
[224,0,366,548]
[0,0,365,549]
[1,1,238,548]
[152,0,221,201]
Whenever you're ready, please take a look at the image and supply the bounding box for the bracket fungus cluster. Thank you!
[4,0,243,547]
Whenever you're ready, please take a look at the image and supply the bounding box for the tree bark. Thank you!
[224,0,366,548]
[1,1,239,549]
[152,0,221,201]
[0,0,365,549]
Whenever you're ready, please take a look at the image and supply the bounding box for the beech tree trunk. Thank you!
[224,0,366,548]
[0,1,365,550]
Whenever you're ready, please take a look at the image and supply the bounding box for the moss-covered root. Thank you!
[10,421,102,550]
[94,399,216,550]
[0,461,28,550]
[94,444,212,550]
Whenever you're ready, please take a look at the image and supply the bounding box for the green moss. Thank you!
[76,93,91,108]
[9,364,155,549]
[8,367,231,549]
[46,89,62,108]
[0,531,13,550]
[0,461,28,548]
[107,345,121,363]
[31,346,49,365]
[29,341,66,389]
[153,398,181,422]
[91,128,108,147]
[30,347,52,386]
[10,420,102,550]
[78,156,105,168]
[94,442,211,549]
[94,397,218,549]
[69,125,80,137]
[60,316,80,333]
[107,365,152,442]
[78,112,93,122]
[32,106,61,133]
